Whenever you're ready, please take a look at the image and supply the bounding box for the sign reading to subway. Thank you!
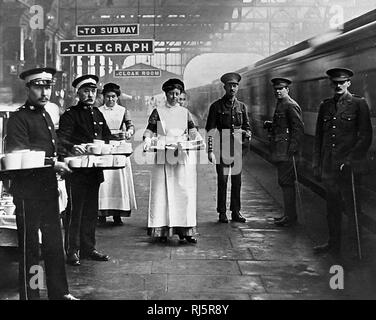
[114,69,161,77]
[76,24,139,37]
[59,39,154,56]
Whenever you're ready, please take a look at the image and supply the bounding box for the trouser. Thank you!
[322,166,362,248]
[216,162,241,214]
[65,180,100,255]
[276,160,297,220]
[14,198,69,300]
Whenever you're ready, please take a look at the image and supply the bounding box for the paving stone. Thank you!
[167,275,266,293]
[149,291,251,300]
[261,274,332,295]
[171,247,254,260]
[238,260,326,276]
[152,259,241,275]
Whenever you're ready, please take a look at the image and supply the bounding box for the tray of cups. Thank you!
[148,140,204,152]
[65,154,127,170]
[0,150,53,180]
[80,141,133,157]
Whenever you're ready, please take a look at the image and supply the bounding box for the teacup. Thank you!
[69,158,82,168]
[113,155,126,167]
[64,157,76,165]
[22,151,45,169]
[2,153,22,170]
[109,140,120,147]
[101,144,112,155]
[87,145,102,155]
[93,139,105,145]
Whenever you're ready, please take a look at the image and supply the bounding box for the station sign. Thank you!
[114,69,161,77]
[76,24,139,37]
[59,39,154,56]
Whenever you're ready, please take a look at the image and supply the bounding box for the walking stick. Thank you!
[21,199,29,300]
[350,168,362,260]
[292,155,303,218]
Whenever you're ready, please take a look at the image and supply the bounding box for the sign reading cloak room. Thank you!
[59,40,154,56]
[76,24,139,37]
[114,69,161,77]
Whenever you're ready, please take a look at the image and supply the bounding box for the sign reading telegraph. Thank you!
[59,39,154,56]
[76,24,139,37]
[114,69,161,77]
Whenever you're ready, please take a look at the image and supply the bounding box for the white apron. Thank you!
[98,104,137,211]
[148,104,197,228]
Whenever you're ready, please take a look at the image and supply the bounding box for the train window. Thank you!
[298,79,330,112]
[355,71,376,116]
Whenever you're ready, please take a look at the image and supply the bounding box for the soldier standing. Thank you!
[58,74,112,266]
[313,68,372,254]
[205,72,252,223]
[264,78,304,227]
[5,67,77,300]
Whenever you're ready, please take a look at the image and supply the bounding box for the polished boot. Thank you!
[185,236,198,244]
[231,211,246,223]
[66,252,80,266]
[218,212,228,223]
[159,236,168,243]
[97,216,106,226]
[81,250,110,261]
[113,216,124,226]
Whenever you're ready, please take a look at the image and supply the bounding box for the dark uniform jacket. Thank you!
[57,101,113,185]
[313,91,373,177]
[269,96,304,162]
[205,96,252,157]
[5,102,58,199]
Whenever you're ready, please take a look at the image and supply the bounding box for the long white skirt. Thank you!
[147,150,197,237]
[99,157,137,213]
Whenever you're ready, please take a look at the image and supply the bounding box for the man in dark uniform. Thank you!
[58,74,112,266]
[5,67,77,300]
[313,68,372,254]
[264,78,304,227]
[205,72,252,223]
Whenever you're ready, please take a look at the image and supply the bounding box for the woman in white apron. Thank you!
[98,83,137,225]
[143,78,202,243]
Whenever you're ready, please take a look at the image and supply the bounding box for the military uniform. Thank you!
[5,68,69,300]
[313,68,373,253]
[57,75,112,264]
[313,87,372,251]
[267,78,304,226]
[205,73,252,222]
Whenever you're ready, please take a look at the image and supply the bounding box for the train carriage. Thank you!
[187,10,376,193]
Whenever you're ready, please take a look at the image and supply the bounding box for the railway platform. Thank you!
[0,112,375,300]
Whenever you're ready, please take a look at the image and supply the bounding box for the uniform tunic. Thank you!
[268,96,304,220]
[57,101,112,254]
[205,96,252,214]
[98,103,137,215]
[5,102,68,300]
[313,91,372,247]
[144,104,199,238]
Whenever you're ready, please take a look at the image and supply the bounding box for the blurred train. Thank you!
[187,9,376,192]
